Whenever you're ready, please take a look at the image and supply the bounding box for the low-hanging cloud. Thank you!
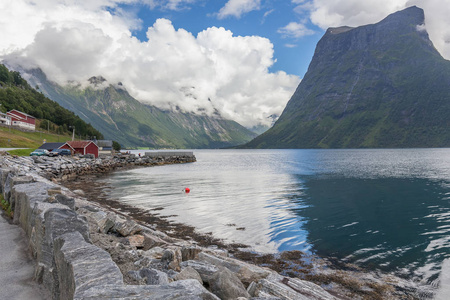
[0,0,299,128]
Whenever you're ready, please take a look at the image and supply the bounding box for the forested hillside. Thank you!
[0,64,103,139]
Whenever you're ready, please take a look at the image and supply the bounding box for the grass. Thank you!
[7,148,34,156]
[0,195,13,219]
[0,125,75,149]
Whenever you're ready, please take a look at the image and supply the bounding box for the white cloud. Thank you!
[144,0,197,10]
[217,0,261,19]
[305,0,450,60]
[0,0,299,128]
[278,22,315,39]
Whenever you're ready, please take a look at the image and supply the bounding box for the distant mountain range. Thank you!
[21,69,256,148]
[244,6,450,148]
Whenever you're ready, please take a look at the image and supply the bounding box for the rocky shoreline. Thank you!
[0,152,429,299]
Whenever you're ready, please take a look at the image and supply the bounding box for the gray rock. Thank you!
[73,189,85,196]
[139,268,170,285]
[93,211,117,233]
[162,248,182,271]
[209,267,250,300]
[180,260,219,283]
[3,173,14,203]
[143,232,167,250]
[142,246,166,259]
[54,231,124,300]
[174,266,203,285]
[0,167,12,194]
[198,252,271,285]
[44,208,90,244]
[77,207,117,233]
[114,219,142,237]
[181,245,202,261]
[55,194,75,210]
[247,273,336,300]
[77,279,220,300]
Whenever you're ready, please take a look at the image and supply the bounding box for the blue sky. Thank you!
[123,1,324,77]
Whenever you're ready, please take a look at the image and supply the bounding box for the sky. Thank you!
[0,0,449,128]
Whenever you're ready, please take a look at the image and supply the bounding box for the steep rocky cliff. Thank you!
[245,6,450,148]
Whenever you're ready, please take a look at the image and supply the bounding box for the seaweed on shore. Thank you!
[62,174,424,300]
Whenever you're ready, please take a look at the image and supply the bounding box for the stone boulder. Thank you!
[180,260,219,283]
[209,267,250,300]
[198,252,271,285]
[77,279,220,300]
[173,266,203,285]
[128,234,145,248]
[54,231,124,300]
[247,273,337,300]
[182,245,203,261]
[44,208,90,244]
[142,246,166,259]
[114,218,142,237]
[162,248,182,271]
[55,194,75,210]
[139,268,170,285]
[142,232,168,250]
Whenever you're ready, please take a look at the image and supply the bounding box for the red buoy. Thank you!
[185,187,190,193]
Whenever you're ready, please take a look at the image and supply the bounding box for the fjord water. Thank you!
[99,149,450,282]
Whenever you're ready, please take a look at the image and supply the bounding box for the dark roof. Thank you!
[38,142,65,150]
[96,140,113,147]
[66,141,99,149]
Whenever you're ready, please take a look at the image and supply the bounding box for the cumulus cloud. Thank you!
[217,0,261,19]
[278,22,315,39]
[301,0,450,60]
[0,0,299,128]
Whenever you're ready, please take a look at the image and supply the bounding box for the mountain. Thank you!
[0,64,103,140]
[244,6,450,149]
[22,69,256,149]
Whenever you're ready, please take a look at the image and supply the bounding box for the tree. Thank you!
[112,141,121,151]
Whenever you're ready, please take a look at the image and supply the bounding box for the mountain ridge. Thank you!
[244,6,450,149]
[20,68,257,148]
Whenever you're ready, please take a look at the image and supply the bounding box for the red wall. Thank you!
[85,142,99,158]
[7,110,36,125]
[60,142,98,158]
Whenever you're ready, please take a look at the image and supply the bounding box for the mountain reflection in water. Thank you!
[96,149,450,282]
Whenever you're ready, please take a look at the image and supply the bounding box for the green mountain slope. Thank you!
[0,64,103,140]
[244,6,450,149]
[24,70,256,148]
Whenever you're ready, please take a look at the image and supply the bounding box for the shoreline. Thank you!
[62,171,429,299]
[0,152,434,299]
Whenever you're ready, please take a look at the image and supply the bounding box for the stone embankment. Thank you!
[27,152,196,181]
[0,152,337,300]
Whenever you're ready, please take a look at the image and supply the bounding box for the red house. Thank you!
[7,109,36,131]
[60,141,99,158]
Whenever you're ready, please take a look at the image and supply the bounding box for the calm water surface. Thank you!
[98,149,450,282]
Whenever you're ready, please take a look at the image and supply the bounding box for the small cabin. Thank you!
[0,112,11,126]
[96,140,113,156]
[60,141,99,158]
[7,109,36,131]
